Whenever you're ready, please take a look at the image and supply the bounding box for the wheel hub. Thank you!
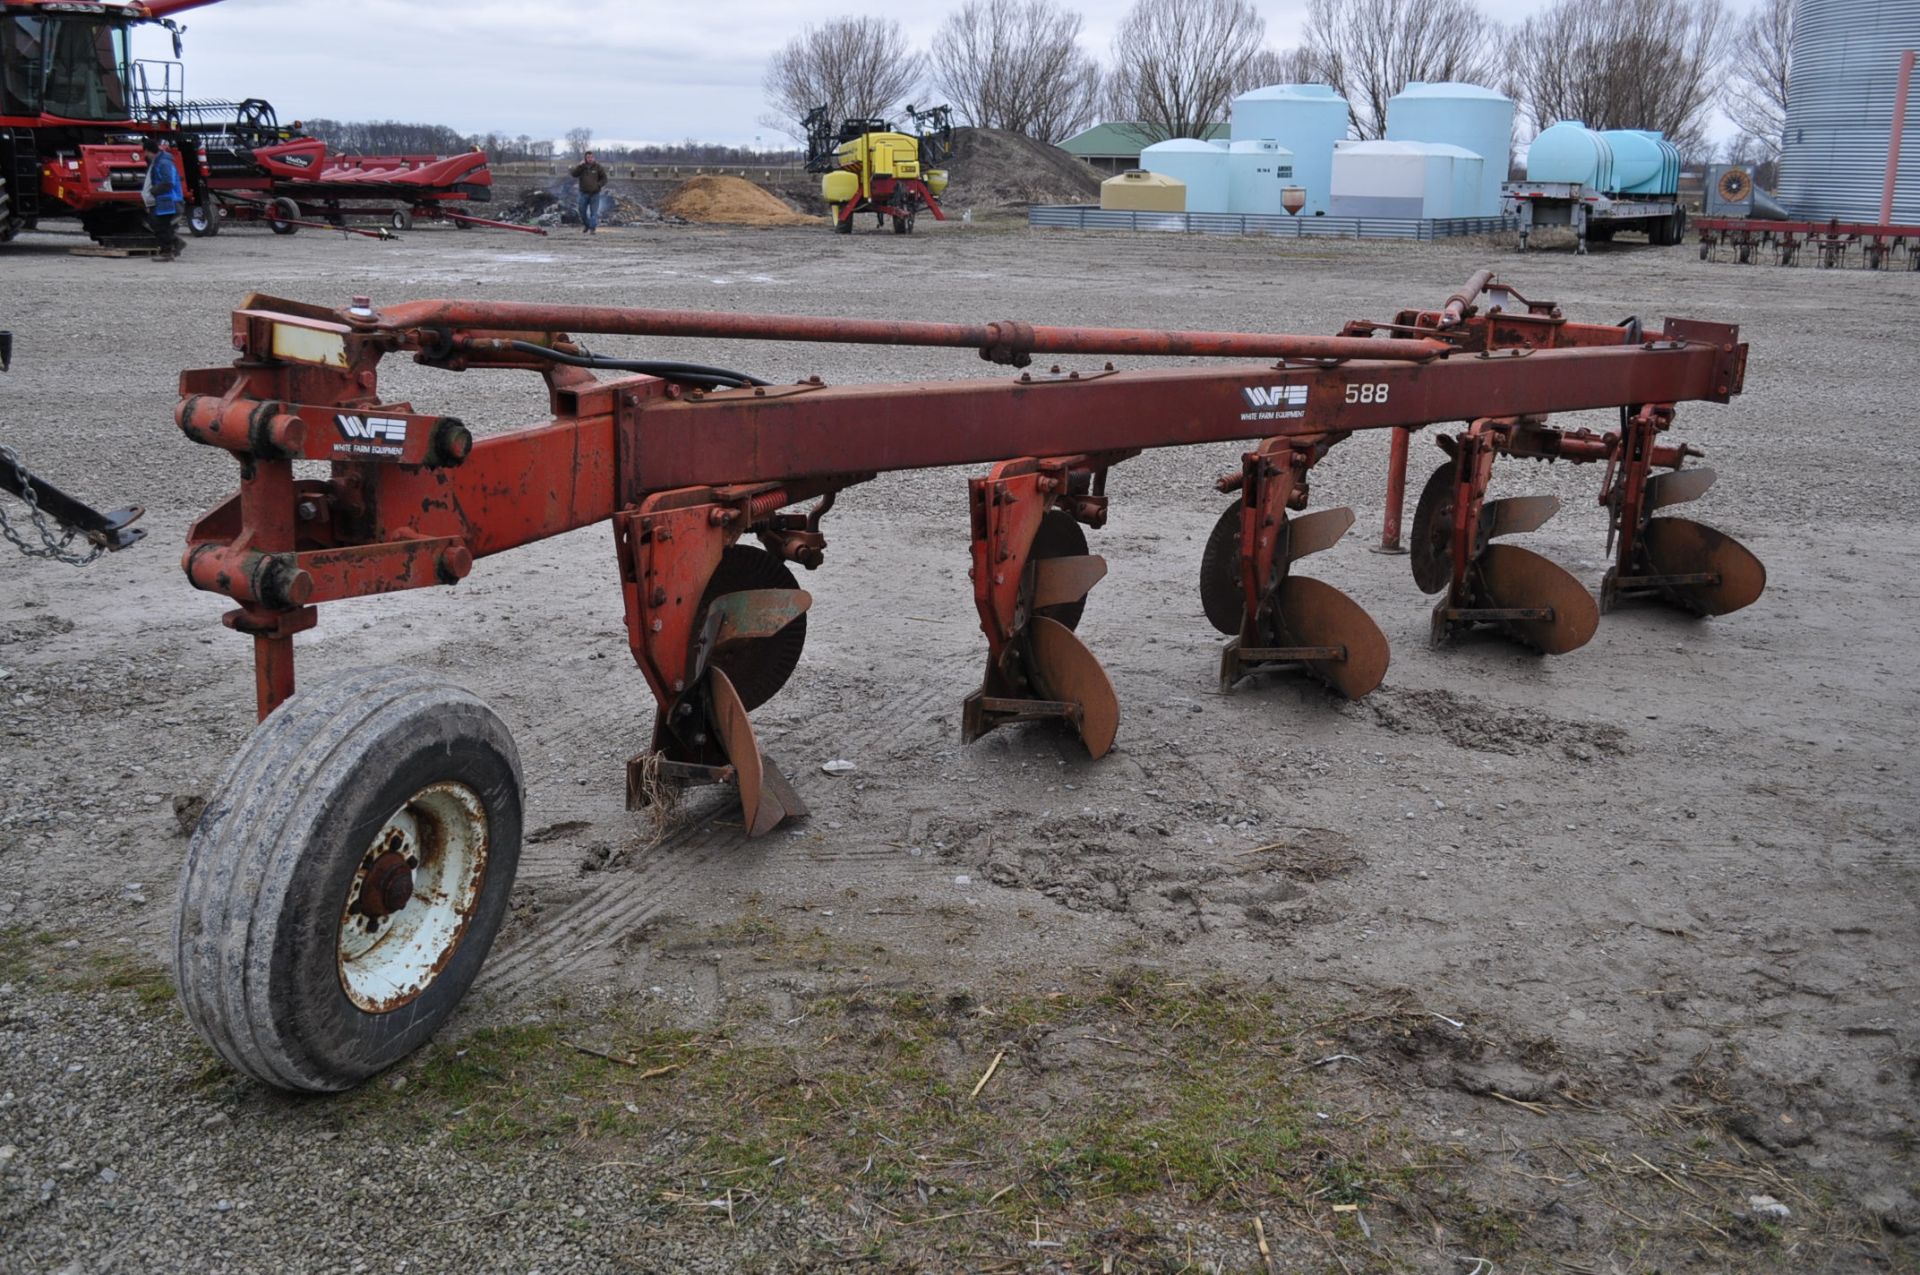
[357,850,415,919]
[337,781,489,1013]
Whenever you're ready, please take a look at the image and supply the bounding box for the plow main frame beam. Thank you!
[178,278,1745,719]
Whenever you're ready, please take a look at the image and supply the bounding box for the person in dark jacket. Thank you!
[570,151,607,234]
[140,136,183,260]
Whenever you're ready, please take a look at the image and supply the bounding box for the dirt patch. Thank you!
[946,126,1101,209]
[1356,685,1632,759]
[659,175,816,226]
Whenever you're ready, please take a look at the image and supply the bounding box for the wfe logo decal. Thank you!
[1241,385,1308,409]
[336,414,409,443]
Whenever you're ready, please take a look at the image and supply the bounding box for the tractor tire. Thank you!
[391,208,414,232]
[269,197,300,235]
[174,668,523,1093]
[188,195,220,238]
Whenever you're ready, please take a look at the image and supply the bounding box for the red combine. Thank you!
[0,0,220,244]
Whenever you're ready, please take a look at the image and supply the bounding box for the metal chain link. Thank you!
[0,443,107,566]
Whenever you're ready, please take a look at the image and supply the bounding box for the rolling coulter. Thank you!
[171,272,1763,1091]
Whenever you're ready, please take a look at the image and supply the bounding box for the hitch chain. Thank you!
[0,444,107,566]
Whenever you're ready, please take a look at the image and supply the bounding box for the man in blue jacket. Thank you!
[140,136,183,260]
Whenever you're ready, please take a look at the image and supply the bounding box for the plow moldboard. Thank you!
[1641,516,1767,615]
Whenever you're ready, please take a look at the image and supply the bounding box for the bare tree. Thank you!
[1723,0,1791,161]
[1508,0,1728,156]
[762,18,925,141]
[1302,0,1502,139]
[565,126,593,159]
[1236,46,1316,94]
[931,0,1102,144]
[1106,0,1266,141]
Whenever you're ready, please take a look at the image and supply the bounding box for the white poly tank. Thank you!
[1329,140,1479,219]
[1229,84,1349,215]
[1226,139,1297,215]
[1384,82,1512,216]
[1139,138,1230,213]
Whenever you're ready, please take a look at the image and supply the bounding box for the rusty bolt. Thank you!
[650,618,664,632]
[651,586,667,606]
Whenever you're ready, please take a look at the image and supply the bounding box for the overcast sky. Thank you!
[134,0,1761,148]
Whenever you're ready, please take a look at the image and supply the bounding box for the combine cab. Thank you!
[806,103,952,235]
[0,0,219,245]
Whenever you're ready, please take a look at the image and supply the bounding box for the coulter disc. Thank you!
[1272,576,1390,700]
[1030,509,1095,630]
[1199,498,1250,635]
[1410,461,1457,595]
[1473,543,1599,655]
[700,545,807,711]
[1640,517,1766,616]
[1026,615,1119,758]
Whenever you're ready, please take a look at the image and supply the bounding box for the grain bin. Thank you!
[1229,84,1349,214]
[1777,0,1920,222]
[1384,81,1513,215]
[1101,169,1186,212]
[1226,139,1297,214]
[1139,138,1230,213]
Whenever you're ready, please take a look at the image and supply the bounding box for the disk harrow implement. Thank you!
[172,274,1760,1092]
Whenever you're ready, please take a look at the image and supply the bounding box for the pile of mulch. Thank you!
[943,127,1101,209]
[658,175,817,227]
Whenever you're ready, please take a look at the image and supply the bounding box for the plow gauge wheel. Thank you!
[1409,461,1457,595]
[700,545,808,711]
[173,669,522,1092]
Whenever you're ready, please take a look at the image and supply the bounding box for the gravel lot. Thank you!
[1,215,1916,1273]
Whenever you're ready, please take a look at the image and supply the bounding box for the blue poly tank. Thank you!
[1525,121,1615,192]
[1384,82,1513,216]
[1600,130,1680,196]
[1140,139,1230,213]
[1228,84,1349,214]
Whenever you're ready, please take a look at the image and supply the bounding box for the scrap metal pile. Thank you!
[167,273,1763,1091]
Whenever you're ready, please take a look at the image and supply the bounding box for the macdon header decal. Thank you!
[334,413,409,457]
[1240,384,1308,422]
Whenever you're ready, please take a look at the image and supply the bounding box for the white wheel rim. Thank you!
[337,781,489,1013]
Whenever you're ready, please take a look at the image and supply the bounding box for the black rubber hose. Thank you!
[507,340,768,389]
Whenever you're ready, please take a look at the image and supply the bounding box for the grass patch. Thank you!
[328,966,1426,1268]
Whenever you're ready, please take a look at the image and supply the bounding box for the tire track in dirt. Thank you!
[483,680,954,997]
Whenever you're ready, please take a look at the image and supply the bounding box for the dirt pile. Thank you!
[659,175,816,227]
[945,126,1101,209]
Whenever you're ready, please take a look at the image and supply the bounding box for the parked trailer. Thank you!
[1695,216,1920,269]
[1504,181,1688,254]
[168,272,1763,1092]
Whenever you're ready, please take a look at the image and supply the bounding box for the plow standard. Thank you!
[170,273,1762,1090]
